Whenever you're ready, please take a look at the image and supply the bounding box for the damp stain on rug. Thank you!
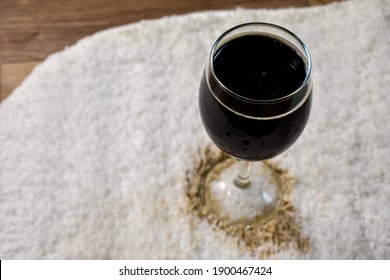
[186,146,309,258]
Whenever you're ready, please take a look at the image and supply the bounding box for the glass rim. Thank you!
[209,22,312,104]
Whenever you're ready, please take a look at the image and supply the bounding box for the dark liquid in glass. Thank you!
[199,34,312,161]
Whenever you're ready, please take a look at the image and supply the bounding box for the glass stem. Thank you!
[234,160,252,189]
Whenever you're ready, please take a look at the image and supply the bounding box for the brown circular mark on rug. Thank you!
[186,145,309,258]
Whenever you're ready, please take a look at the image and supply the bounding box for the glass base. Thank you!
[204,159,281,225]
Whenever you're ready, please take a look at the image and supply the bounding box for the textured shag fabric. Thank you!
[0,0,389,259]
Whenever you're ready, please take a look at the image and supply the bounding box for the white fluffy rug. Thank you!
[1,0,389,259]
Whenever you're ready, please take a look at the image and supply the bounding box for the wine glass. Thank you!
[198,22,312,224]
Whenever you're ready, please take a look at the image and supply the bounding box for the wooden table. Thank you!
[0,0,340,102]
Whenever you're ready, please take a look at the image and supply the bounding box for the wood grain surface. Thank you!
[0,0,341,102]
